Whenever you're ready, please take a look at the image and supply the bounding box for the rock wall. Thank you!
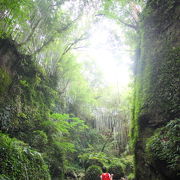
[132,0,180,179]
[0,39,64,179]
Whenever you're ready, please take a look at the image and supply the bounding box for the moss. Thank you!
[0,174,10,180]
[108,164,124,179]
[145,119,180,173]
[131,9,180,150]
[18,59,58,110]
[30,130,48,151]
[85,158,104,170]
[85,165,102,180]
[122,155,134,176]
[110,155,134,177]
[132,46,180,178]
[0,68,11,95]
[152,47,180,119]
[0,132,50,180]
[132,1,179,179]
[0,39,65,179]
[127,173,135,180]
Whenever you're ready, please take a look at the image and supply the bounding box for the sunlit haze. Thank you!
[76,18,133,90]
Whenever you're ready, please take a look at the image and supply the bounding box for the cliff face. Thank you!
[132,0,180,179]
[0,39,64,179]
[0,39,52,179]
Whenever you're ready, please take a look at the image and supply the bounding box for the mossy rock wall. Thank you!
[85,165,102,180]
[0,133,50,179]
[132,0,180,179]
[0,39,64,179]
[145,119,180,179]
[0,39,58,138]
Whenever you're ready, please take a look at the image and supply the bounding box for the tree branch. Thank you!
[59,34,87,62]
[32,37,54,55]
[18,18,42,46]
[59,79,70,95]
[96,13,138,31]
[117,18,138,30]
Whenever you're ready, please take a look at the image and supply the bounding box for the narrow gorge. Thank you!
[0,0,179,180]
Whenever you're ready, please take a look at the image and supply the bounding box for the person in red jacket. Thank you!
[100,167,113,180]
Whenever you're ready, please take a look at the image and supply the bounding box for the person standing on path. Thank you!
[100,167,113,180]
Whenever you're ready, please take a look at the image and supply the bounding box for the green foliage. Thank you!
[79,152,109,170]
[0,1,137,179]
[127,173,135,180]
[146,119,180,172]
[42,113,88,153]
[19,80,29,87]
[0,0,33,37]
[41,113,88,178]
[100,0,143,48]
[29,130,48,151]
[0,68,11,95]
[0,132,50,180]
[85,158,104,170]
[131,1,180,179]
[122,155,134,176]
[131,18,180,154]
[111,155,134,177]
[0,0,88,56]
[0,105,13,131]
[108,164,124,179]
[44,142,65,179]
[64,162,84,180]
[85,165,102,180]
[0,174,10,180]
[50,113,88,132]
[0,41,96,179]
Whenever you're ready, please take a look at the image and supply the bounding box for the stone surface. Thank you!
[133,0,180,179]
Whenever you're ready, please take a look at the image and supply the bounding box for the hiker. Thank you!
[100,167,113,180]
